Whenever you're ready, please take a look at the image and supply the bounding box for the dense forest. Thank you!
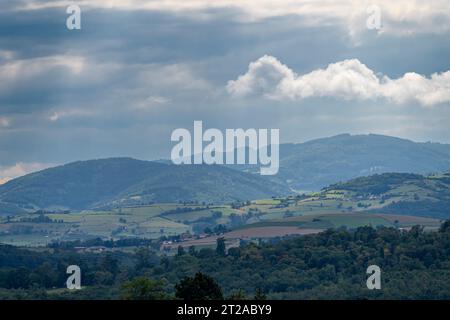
[1,221,450,300]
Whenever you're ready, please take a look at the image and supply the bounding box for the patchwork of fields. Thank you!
[0,174,446,247]
[0,204,242,246]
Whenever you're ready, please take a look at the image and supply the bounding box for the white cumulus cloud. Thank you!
[227,55,450,107]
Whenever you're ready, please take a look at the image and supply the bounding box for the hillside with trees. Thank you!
[0,158,290,214]
[1,221,449,300]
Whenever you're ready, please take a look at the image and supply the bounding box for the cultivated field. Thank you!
[0,183,444,246]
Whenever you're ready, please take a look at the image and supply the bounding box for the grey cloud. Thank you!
[0,3,449,171]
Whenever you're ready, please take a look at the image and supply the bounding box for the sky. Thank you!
[1,0,450,183]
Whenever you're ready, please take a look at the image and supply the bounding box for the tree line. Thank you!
[0,221,449,299]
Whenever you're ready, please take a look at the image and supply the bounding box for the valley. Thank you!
[0,134,449,249]
[1,172,447,248]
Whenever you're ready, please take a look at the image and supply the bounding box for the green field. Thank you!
[0,174,445,247]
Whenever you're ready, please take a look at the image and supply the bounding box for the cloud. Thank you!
[0,54,96,117]
[133,95,170,111]
[0,55,86,107]
[48,109,95,122]
[136,63,211,92]
[0,49,207,117]
[16,0,450,37]
[49,112,59,122]
[227,55,450,107]
[0,55,84,81]
[0,50,15,61]
[0,162,54,184]
[0,117,10,128]
[0,0,449,167]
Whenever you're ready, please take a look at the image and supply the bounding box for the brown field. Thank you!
[176,237,220,247]
[161,227,323,250]
[374,214,441,226]
[160,212,442,252]
[224,227,322,239]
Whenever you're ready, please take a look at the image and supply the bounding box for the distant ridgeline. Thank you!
[0,133,450,216]
[0,158,290,215]
[269,133,450,191]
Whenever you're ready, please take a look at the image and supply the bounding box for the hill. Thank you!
[0,172,447,246]
[242,134,450,191]
[2,133,450,215]
[0,158,290,214]
[326,172,450,219]
[216,172,450,241]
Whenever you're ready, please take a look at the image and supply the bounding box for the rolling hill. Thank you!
[326,172,450,219]
[2,133,450,215]
[240,134,450,190]
[0,172,448,246]
[0,158,290,214]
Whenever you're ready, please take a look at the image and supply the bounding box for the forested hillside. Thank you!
[0,158,290,214]
[274,134,450,190]
[1,221,449,300]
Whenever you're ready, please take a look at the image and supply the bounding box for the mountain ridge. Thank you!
[0,158,290,214]
[1,133,450,214]
[276,133,450,190]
